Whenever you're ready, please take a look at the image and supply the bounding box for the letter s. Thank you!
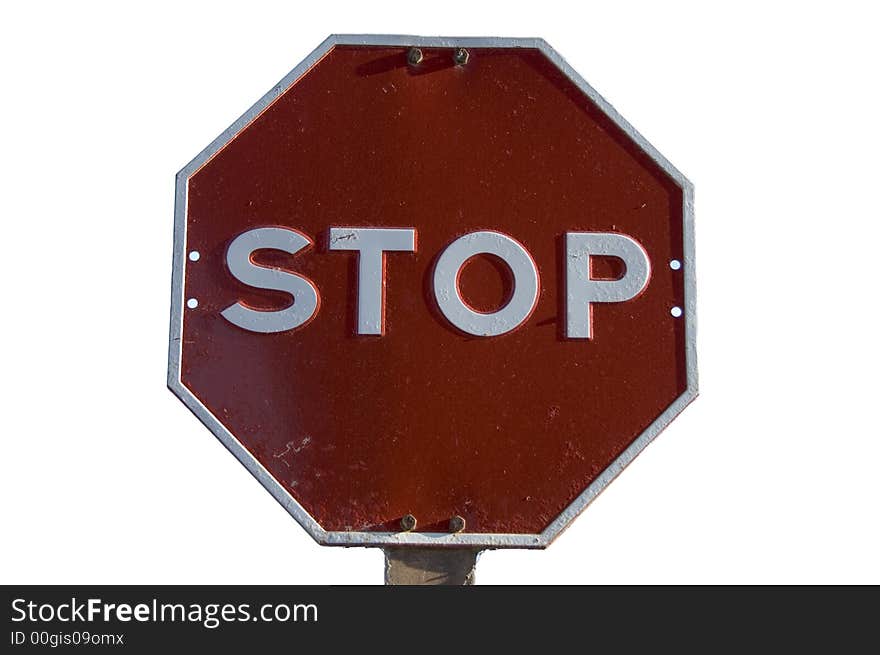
[221,227,320,333]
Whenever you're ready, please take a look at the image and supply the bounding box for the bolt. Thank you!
[453,48,469,66]
[407,47,423,66]
[449,515,466,533]
[400,514,417,531]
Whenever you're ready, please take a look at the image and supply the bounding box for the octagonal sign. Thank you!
[168,35,697,549]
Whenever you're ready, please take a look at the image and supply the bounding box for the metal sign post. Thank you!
[168,35,697,584]
[384,548,481,586]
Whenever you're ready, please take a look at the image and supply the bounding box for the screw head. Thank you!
[449,515,466,533]
[407,47,423,66]
[453,48,469,66]
[400,514,417,531]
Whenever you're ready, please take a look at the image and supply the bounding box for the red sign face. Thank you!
[168,36,697,548]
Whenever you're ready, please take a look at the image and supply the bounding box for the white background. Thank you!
[2,1,878,585]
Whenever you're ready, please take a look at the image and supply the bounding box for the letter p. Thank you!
[566,232,651,339]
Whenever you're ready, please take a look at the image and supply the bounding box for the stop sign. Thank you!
[168,35,696,549]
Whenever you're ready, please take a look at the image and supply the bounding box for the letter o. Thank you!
[432,230,539,337]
